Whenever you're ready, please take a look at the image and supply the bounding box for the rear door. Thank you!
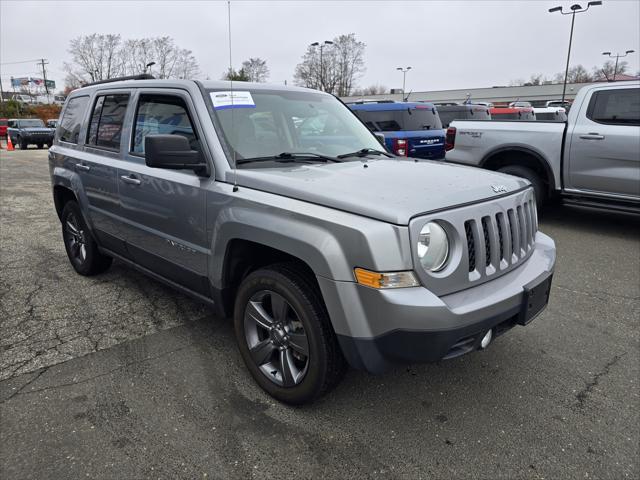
[567,86,640,198]
[71,92,129,255]
[117,89,210,296]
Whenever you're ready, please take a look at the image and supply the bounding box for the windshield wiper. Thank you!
[336,148,394,159]
[236,152,342,165]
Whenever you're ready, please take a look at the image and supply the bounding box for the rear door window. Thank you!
[131,94,199,153]
[58,96,89,144]
[87,94,130,150]
[587,88,640,126]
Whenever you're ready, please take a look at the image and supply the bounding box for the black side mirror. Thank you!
[144,134,208,176]
[374,132,385,147]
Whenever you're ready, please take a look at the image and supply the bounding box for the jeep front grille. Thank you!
[464,197,537,277]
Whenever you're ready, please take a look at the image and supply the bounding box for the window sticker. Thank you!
[210,91,256,110]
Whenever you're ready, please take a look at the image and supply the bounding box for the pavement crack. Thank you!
[1,343,194,403]
[574,353,624,411]
[2,366,50,403]
[555,285,640,302]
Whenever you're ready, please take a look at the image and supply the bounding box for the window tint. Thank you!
[58,96,89,143]
[87,94,129,150]
[587,88,640,126]
[132,95,199,153]
[0,119,7,127]
[353,108,441,132]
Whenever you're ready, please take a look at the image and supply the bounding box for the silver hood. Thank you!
[231,158,529,225]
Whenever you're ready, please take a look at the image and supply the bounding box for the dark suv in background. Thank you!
[7,118,55,149]
[348,101,445,160]
[434,103,492,128]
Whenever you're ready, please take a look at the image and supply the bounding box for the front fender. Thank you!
[206,186,413,288]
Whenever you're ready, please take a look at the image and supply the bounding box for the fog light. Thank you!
[480,330,493,349]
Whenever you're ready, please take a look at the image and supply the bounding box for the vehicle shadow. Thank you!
[540,202,640,237]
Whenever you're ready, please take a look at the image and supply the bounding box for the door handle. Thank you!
[120,174,141,186]
[579,133,605,140]
[75,163,91,172]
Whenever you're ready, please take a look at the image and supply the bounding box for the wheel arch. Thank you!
[480,146,556,195]
[216,238,322,318]
[53,185,77,220]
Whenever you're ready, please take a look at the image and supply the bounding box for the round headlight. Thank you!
[417,222,449,272]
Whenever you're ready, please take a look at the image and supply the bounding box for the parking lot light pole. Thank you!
[549,1,602,103]
[602,50,635,81]
[396,66,411,99]
[310,41,334,92]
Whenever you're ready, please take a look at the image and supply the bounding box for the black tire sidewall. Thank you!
[61,201,106,276]
[234,268,332,405]
[498,165,545,207]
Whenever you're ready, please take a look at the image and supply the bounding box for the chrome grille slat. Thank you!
[517,205,526,256]
[462,194,537,280]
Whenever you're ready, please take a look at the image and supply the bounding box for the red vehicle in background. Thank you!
[489,107,536,121]
[0,118,8,137]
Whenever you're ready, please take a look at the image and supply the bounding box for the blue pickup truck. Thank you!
[348,101,445,160]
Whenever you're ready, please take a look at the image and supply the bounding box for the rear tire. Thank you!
[61,201,112,276]
[498,165,546,208]
[37,143,44,149]
[234,263,346,405]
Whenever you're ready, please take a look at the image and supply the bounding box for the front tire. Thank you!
[234,263,346,405]
[498,165,546,208]
[61,201,112,276]
[37,143,44,149]
[18,137,28,150]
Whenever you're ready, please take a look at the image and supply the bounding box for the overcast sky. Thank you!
[1,0,639,94]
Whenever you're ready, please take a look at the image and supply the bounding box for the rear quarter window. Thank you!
[587,88,640,126]
[58,96,89,144]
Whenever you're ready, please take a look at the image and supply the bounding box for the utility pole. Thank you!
[38,58,50,101]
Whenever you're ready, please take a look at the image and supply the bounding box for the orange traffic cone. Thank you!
[6,135,15,151]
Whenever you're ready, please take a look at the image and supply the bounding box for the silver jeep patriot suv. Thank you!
[49,77,556,404]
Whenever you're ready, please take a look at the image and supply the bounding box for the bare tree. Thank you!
[63,34,200,89]
[294,33,366,96]
[241,58,269,82]
[595,60,629,81]
[172,49,200,79]
[152,37,180,79]
[332,34,366,96]
[121,38,154,76]
[352,84,388,96]
[63,34,124,84]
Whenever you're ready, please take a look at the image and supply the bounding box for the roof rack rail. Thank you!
[82,73,155,87]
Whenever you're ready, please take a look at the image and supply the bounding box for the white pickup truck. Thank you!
[445,81,640,212]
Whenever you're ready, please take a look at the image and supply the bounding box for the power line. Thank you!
[0,59,43,66]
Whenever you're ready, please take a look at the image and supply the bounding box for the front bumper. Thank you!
[317,232,555,373]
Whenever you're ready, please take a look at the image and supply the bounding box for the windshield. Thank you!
[206,89,382,163]
[19,119,45,128]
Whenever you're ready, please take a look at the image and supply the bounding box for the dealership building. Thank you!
[341,77,639,106]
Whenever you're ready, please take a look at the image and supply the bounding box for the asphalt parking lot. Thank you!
[1,148,638,479]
